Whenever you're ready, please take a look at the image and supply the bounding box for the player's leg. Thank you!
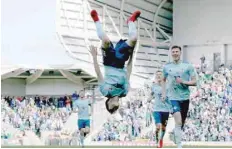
[170,100,182,148]
[147,112,151,126]
[90,10,111,49]
[79,128,85,147]
[83,120,91,136]
[146,112,149,127]
[78,120,85,147]
[80,128,85,136]
[84,127,90,136]
[153,112,162,145]
[136,125,140,137]
[113,11,141,64]
[155,124,161,146]
[180,100,190,129]
[159,112,169,148]
[126,11,141,47]
[173,112,182,148]
[91,10,119,70]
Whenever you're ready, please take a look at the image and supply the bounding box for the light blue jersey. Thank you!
[163,61,196,101]
[99,66,129,97]
[75,99,90,120]
[152,83,171,112]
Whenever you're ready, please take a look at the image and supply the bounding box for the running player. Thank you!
[151,70,172,148]
[75,90,91,147]
[161,46,197,148]
[89,10,141,114]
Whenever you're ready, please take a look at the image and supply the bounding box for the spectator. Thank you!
[65,96,72,113]
[72,91,79,110]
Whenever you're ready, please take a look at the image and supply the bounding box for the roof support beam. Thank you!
[59,70,84,84]
[105,8,122,38]
[26,69,44,84]
[120,0,125,35]
[76,76,95,79]
[1,68,27,80]
[85,78,97,84]
[153,0,168,40]
[144,0,172,12]
[88,0,172,30]
[87,82,98,85]
[156,25,171,40]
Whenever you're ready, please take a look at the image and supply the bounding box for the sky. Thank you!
[1,0,77,67]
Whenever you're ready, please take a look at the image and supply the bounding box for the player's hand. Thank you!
[176,77,183,84]
[89,45,98,58]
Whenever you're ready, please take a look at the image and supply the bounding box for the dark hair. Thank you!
[171,45,182,51]
[105,98,119,114]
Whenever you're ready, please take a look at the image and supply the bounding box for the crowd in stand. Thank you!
[1,92,82,145]
[180,67,232,142]
[2,97,72,131]
[3,94,76,111]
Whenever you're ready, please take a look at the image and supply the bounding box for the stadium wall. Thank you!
[1,78,84,96]
[226,44,232,66]
[182,45,224,66]
[173,0,232,45]
[173,0,232,65]
[1,79,26,96]
[26,78,83,95]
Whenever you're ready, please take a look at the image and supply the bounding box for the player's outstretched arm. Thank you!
[89,45,103,83]
[126,53,134,81]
